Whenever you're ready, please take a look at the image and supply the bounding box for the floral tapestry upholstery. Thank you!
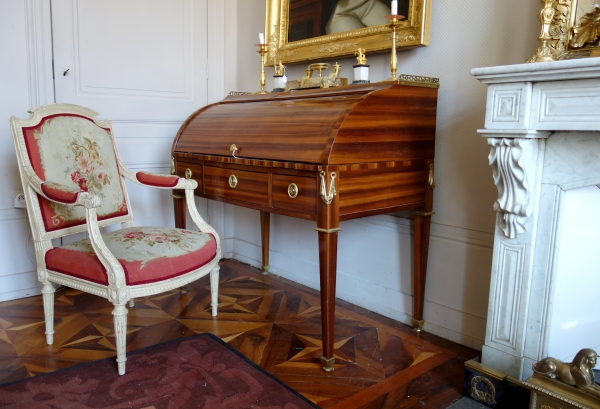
[22,115,128,232]
[45,227,217,286]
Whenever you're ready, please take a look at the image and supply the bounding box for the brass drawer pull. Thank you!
[288,183,299,199]
[229,174,238,188]
[185,168,192,179]
[230,144,238,158]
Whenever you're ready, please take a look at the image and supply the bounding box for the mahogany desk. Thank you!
[171,81,438,372]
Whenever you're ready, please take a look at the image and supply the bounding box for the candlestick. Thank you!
[384,14,404,81]
[255,43,268,94]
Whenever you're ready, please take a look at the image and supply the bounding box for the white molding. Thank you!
[0,209,27,223]
[122,162,170,171]
[537,185,564,361]
[490,240,525,349]
[207,0,226,104]
[531,79,600,131]
[0,271,41,302]
[108,119,185,125]
[25,0,54,108]
[471,57,600,84]
[71,0,193,101]
[485,83,532,130]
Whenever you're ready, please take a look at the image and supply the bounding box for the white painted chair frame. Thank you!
[10,104,221,375]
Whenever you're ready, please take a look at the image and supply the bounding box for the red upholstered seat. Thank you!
[46,227,217,286]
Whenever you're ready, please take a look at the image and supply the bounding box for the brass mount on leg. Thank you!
[411,318,424,333]
[261,265,270,275]
[321,355,335,372]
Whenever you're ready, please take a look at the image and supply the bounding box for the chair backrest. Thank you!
[11,104,134,240]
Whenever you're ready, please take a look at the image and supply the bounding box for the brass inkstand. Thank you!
[285,62,348,90]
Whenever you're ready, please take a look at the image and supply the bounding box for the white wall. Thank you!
[0,0,542,350]
[0,1,50,300]
[0,0,237,301]
[229,0,541,349]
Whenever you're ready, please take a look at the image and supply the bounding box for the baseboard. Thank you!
[0,271,41,302]
[230,217,492,350]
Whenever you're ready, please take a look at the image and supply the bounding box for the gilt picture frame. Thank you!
[265,0,431,66]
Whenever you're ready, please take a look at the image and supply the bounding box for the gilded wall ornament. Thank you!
[570,5,600,48]
[528,0,574,63]
[313,42,359,54]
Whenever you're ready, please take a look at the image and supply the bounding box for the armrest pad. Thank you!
[136,171,179,188]
[41,181,80,204]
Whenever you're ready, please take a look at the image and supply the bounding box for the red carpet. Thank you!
[0,333,317,408]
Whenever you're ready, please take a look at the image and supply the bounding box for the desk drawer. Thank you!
[204,166,268,205]
[272,174,317,214]
[175,161,202,192]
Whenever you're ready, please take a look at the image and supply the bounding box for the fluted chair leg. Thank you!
[112,303,128,375]
[41,281,55,345]
[210,266,219,316]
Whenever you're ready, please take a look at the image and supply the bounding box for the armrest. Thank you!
[23,166,101,208]
[117,160,197,190]
[40,181,80,204]
[136,171,180,188]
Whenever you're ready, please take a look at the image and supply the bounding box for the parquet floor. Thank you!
[0,259,479,408]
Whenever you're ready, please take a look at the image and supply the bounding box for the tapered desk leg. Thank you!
[412,167,434,332]
[260,211,270,275]
[173,192,186,229]
[317,228,338,372]
[316,169,340,372]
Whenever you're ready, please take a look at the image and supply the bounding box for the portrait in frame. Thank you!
[265,0,432,66]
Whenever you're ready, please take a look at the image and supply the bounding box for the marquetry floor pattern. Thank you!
[0,259,479,408]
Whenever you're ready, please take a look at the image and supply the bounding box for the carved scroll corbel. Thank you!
[488,138,535,239]
[319,171,337,205]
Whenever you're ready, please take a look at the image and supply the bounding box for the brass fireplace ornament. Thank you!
[265,0,431,66]
[533,348,600,398]
[528,0,600,62]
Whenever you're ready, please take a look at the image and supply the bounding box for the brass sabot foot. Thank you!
[321,355,335,372]
[411,318,424,333]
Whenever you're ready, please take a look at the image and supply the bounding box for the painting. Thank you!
[265,0,431,65]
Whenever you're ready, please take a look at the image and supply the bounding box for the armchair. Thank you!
[9,104,221,375]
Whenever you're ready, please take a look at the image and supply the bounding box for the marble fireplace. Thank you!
[472,58,600,380]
